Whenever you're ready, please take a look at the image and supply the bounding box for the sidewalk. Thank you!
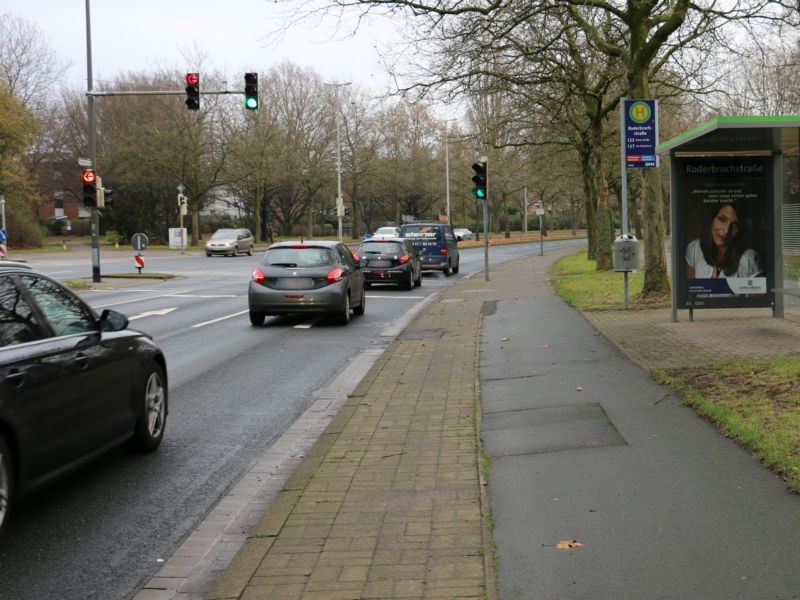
[206,248,800,600]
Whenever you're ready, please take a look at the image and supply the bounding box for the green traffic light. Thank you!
[473,187,486,199]
[245,97,258,110]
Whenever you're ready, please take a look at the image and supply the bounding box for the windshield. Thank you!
[263,247,334,267]
[359,242,404,254]
[211,229,236,239]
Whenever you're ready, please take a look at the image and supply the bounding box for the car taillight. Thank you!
[353,254,360,263]
[251,268,265,284]
[326,268,345,283]
[398,254,411,264]
[440,247,448,255]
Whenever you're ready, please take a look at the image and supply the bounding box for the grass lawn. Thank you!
[552,250,800,493]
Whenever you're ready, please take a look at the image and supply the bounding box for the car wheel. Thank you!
[249,309,265,326]
[247,247,253,256]
[130,363,167,453]
[443,261,452,277]
[353,289,366,315]
[0,436,13,537]
[453,260,460,274]
[206,253,212,257]
[337,293,351,325]
[233,246,239,257]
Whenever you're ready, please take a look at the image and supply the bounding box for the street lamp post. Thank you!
[324,82,351,241]
[445,131,451,224]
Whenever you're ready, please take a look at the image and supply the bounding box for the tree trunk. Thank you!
[640,167,670,297]
[590,114,614,270]
[579,150,597,260]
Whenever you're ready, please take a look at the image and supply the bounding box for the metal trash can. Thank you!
[613,235,640,272]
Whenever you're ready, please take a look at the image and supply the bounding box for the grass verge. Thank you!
[551,249,800,493]
[654,359,800,492]
[551,251,669,310]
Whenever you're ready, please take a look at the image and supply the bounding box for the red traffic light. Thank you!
[82,169,96,184]
[185,73,199,86]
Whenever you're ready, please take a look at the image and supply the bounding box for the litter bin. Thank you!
[613,234,640,272]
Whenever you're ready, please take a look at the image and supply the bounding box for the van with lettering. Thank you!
[398,222,460,276]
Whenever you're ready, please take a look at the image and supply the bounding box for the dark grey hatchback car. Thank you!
[0,262,168,536]
[248,240,366,326]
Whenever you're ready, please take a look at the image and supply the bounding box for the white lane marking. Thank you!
[294,316,325,329]
[128,307,178,321]
[192,310,249,328]
[91,290,191,309]
[166,294,238,298]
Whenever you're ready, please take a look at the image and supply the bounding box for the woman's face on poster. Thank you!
[711,204,739,248]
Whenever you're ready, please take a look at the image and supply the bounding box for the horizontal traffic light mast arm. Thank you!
[86,89,250,97]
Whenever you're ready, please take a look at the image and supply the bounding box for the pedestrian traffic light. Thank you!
[185,72,200,111]
[472,161,487,199]
[82,168,97,207]
[244,72,258,110]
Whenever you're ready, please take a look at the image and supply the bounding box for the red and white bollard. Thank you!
[134,253,144,274]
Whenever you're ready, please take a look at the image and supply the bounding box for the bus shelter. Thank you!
[658,116,800,322]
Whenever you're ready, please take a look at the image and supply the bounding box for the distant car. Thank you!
[398,222,460,276]
[205,228,254,257]
[248,240,366,326]
[372,226,401,239]
[0,262,168,537]
[454,228,473,241]
[355,238,421,290]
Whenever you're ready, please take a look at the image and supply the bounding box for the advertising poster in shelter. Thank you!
[675,156,773,309]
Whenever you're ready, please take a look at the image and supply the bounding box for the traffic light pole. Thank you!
[85,0,101,282]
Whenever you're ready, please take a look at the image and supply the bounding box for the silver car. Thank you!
[205,228,254,257]
[248,241,366,326]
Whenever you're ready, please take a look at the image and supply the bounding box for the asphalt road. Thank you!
[0,239,584,599]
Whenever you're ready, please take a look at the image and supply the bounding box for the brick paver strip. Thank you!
[208,273,499,600]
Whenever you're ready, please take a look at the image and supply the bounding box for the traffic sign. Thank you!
[624,99,659,168]
[0,228,6,243]
[131,233,149,251]
[134,254,145,268]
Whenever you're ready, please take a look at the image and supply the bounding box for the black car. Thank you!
[248,240,366,325]
[0,262,168,536]
[355,238,422,290]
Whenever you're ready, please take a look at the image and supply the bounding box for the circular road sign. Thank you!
[131,233,149,251]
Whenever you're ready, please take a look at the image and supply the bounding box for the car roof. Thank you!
[0,261,34,272]
[268,240,341,249]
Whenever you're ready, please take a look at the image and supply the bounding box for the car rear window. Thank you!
[359,241,404,254]
[263,247,334,267]
[401,225,441,240]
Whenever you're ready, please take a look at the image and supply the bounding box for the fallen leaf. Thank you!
[556,540,584,550]
[576,386,584,392]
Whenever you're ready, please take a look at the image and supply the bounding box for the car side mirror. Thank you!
[100,309,129,332]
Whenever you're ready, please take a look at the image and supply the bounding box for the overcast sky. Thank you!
[4,0,404,93]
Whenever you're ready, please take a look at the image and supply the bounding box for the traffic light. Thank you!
[82,168,97,207]
[472,161,487,199]
[244,72,258,110]
[185,72,200,110]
